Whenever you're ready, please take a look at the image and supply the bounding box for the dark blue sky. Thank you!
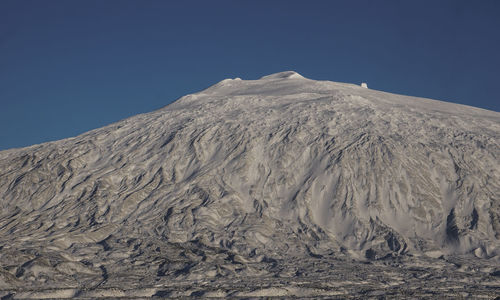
[1,0,499,150]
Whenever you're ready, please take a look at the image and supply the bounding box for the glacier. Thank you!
[0,71,499,298]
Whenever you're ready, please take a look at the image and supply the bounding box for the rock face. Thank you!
[0,71,499,297]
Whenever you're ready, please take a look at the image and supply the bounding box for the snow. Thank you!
[0,71,499,298]
[259,70,305,80]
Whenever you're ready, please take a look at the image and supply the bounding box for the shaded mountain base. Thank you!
[1,245,499,299]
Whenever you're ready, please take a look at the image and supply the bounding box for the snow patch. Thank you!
[259,71,305,80]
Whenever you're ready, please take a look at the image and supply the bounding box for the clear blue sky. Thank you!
[1,0,499,150]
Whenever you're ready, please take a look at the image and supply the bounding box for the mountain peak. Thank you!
[259,71,305,80]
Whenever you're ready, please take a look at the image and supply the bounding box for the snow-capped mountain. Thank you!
[1,71,499,298]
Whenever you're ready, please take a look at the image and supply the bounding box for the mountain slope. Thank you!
[0,71,499,297]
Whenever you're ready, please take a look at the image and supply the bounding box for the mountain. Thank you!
[0,71,499,298]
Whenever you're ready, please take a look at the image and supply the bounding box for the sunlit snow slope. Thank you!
[0,71,499,295]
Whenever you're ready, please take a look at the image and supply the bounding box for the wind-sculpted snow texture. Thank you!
[1,71,499,298]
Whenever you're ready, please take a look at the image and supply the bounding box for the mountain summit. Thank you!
[259,70,305,79]
[1,72,499,297]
